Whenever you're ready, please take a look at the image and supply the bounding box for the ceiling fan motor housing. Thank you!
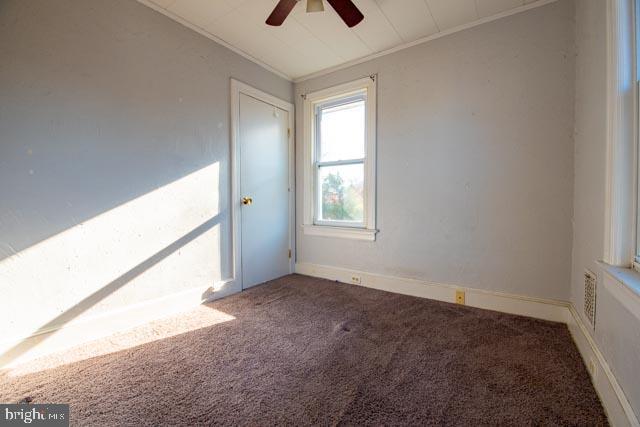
[307,0,325,13]
[266,0,364,28]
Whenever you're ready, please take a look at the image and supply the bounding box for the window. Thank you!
[315,95,365,226]
[302,77,377,240]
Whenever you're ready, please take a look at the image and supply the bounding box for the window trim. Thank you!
[606,0,637,267]
[635,0,640,272]
[302,76,377,241]
[635,76,640,272]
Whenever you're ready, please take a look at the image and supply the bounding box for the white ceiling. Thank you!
[141,0,553,81]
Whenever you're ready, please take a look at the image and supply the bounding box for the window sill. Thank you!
[597,261,640,311]
[302,225,377,241]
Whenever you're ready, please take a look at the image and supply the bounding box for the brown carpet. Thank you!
[0,274,607,426]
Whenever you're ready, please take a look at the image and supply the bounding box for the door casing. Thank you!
[230,79,295,292]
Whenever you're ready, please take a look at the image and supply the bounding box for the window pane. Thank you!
[319,99,365,162]
[318,163,364,223]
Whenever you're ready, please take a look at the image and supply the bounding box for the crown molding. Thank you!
[137,0,294,82]
[293,0,559,83]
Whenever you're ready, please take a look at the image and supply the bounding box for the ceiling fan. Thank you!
[266,0,364,28]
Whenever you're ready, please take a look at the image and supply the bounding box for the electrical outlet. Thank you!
[351,275,361,285]
[455,290,465,305]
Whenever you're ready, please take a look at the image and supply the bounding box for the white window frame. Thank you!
[634,0,640,272]
[302,76,377,241]
[606,0,637,268]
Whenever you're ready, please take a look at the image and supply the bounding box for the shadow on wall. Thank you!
[0,162,229,366]
[0,213,222,367]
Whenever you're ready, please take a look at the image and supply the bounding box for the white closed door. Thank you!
[239,93,291,289]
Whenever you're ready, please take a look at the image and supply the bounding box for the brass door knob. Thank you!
[242,196,253,205]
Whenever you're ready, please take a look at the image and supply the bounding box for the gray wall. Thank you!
[295,0,576,301]
[0,0,292,342]
[571,0,607,333]
[572,0,640,417]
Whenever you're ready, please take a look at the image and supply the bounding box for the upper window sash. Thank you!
[314,93,366,164]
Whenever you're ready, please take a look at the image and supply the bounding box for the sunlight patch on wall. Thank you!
[0,162,223,343]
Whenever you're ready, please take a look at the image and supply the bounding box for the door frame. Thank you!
[230,79,295,291]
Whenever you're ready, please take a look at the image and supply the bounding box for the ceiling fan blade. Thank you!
[266,0,298,26]
[326,0,364,27]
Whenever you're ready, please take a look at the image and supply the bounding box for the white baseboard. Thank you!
[0,279,235,369]
[566,306,640,427]
[295,262,568,322]
[295,262,639,427]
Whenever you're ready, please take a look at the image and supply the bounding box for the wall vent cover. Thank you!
[584,269,597,328]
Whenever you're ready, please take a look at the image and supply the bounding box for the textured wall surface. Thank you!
[295,0,576,301]
[0,0,292,341]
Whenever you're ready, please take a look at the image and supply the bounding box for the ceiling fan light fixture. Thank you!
[306,0,324,13]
